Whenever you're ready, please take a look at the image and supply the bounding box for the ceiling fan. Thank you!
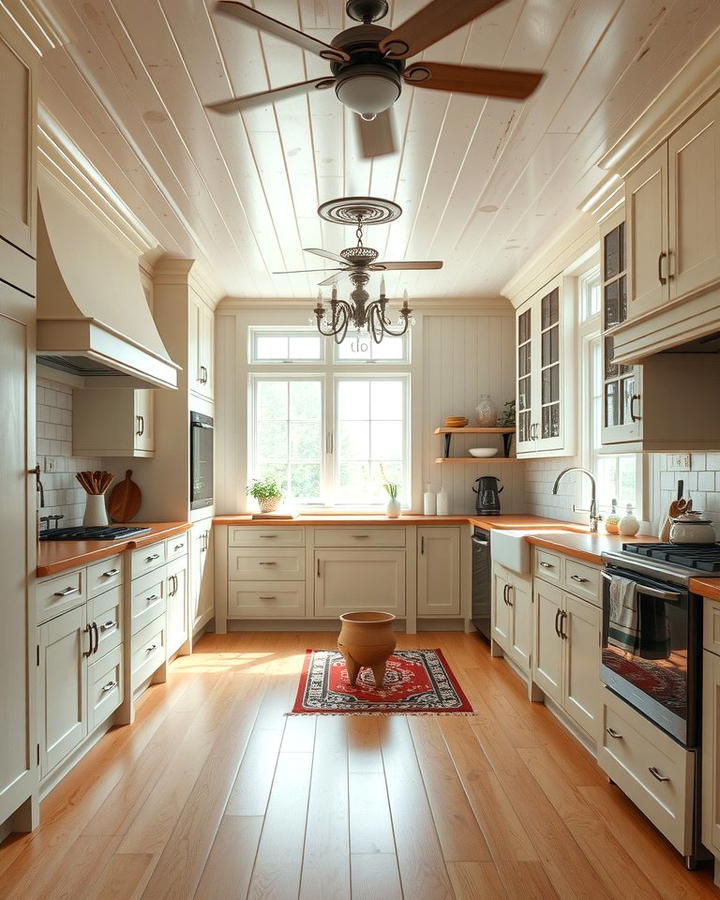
[207,0,544,157]
[272,196,442,286]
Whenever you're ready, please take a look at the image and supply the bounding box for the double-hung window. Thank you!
[248,327,410,508]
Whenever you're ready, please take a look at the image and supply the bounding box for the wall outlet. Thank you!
[668,453,691,471]
[43,456,57,473]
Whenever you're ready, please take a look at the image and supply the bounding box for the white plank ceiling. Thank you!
[26,0,720,299]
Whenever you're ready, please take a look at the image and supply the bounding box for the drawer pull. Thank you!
[54,586,79,597]
[259,535,277,539]
[606,727,623,740]
[539,561,554,569]
[570,574,589,584]
[146,553,161,562]
[102,568,120,578]
[173,543,184,551]
[146,593,160,603]
[259,595,277,601]
[100,620,116,632]
[101,680,118,693]
[258,561,277,566]
[352,535,370,539]
[145,643,158,653]
[648,766,670,783]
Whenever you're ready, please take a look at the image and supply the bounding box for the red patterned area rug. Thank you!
[291,648,473,715]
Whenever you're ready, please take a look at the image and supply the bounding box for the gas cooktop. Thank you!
[39,525,151,542]
[622,542,720,573]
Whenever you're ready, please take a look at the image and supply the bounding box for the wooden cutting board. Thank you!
[107,470,142,523]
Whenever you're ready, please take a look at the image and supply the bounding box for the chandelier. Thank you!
[313,274,413,344]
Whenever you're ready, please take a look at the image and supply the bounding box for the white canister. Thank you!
[83,493,109,527]
[618,503,639,536]
[669,511,716,544]
[423,485,436,516]
[436,489,449,516]
[475,394,498,427]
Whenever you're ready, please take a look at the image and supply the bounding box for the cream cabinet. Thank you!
[491,561,532,674]
[72,388,155,457]
[417,527,460,616]
[516,278,573,457]
[189,293,214,401]
[166,555,189,657]
[191,521,214,633]
[703,602,720,883]
[314,549,406,618]
[532,572,601,741]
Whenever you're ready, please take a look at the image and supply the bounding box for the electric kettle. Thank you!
[473,475,503,516]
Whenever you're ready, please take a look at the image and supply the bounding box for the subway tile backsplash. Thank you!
[37,376,101,527]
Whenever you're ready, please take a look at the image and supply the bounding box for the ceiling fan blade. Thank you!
[303,247,348,265]
[404,62,543,100]
[207,78,335,114]
[355,110,397,159]
[371,261,444,270]
[272,267,347,275]
[216,1,349,62]
[318,272,346,286]
[379,0,506,60]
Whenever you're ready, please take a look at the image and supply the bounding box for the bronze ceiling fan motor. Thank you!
[345,0,389,24]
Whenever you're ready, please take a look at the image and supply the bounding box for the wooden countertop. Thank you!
[525,530,660,565]
[690,577,720,602]
[212,514,472,526]
[37,522,191,578]
[468,514,576,530]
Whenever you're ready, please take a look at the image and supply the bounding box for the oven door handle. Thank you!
[601,570,685,602]
[471,538,489,548]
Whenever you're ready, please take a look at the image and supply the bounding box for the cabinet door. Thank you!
[189,296,213,400]
[39,606,89,776]
[166,556,188,656]
[626,144,669,319]
[532,579,563,703]
[563,593,601,739]
[417,527,460,616]
[199,302,214,400]
[314,550,406,617]
[0,25,36,255]
[703,651,720,856]
[516,303,534,453]
[535,285,564,452]
[668,92,720,299]
[133,390,154,454]
[508,574,532,674]
[191,523,214,632]
[491,564,511,652]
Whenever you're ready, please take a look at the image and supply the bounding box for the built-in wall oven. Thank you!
[190,411,214,510]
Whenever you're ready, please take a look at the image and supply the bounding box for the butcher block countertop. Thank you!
[525,530,660,566]
[213,514,473,526]
[37,522,191,578]
[689,577,720,602]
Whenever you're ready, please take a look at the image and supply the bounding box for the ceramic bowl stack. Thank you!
[468,448,498,458]
[444,416,468,428]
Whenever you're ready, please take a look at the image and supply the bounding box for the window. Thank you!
[248,328,410,508]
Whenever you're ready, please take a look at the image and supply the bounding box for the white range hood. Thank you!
[36,173,179,389]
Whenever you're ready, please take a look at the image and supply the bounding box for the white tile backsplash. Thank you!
[37,377,101,528]
[653,452,720,539]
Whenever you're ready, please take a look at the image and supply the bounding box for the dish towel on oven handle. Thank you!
[608,575,639,653]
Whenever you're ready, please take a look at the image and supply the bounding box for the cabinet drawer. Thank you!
[166,533,189,562]
[86,555,124,598]
[88,644,123,731]
[314,549,406,617]
[314,527,405,548]
[228,526,304,547]
[534,548,562,583]
[131,617,166,691]
[89,585,123,656]
[563,559,601,606]
[597,689,694,853]
[227,582,306,618]
[228,548,305,581]
[37,569,85,623]
[131,542,166,578]
[704,599,720,654]
[131,568,166,635]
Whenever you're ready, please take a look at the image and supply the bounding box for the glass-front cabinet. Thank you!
[516,277,570,457]
[601,211,642,445]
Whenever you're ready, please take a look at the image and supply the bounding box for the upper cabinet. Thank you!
[0,22,37,258]
[516,278,573,458]
[73,388,155,458]
[189,293,214,402]
[625,92,720,324]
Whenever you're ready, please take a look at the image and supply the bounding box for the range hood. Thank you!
[36,172,179,389]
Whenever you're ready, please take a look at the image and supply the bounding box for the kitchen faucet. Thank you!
[551,467,601,532]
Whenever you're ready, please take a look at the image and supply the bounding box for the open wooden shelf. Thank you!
[433,426,515,435]
[434,425,516,458]
[434,457,523,464]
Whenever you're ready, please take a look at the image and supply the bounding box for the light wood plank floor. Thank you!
[0,631,716,899]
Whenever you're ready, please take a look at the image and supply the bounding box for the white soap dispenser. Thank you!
[618,503,640,536]
[423,484,436,516]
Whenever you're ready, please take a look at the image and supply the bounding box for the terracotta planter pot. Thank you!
[337,611,396,688]
[257,495,282,513]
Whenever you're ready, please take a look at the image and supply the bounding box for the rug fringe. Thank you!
[285,710,477,717]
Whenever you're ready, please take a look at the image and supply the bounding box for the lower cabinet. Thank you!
[703,644,720,872]
[491,562,532,673]
[314,549,406,617]
[166,554,188,657]
[191,521,214,632]
[88,645,123,732]
[417,527,460,616]
[532,577,601,740]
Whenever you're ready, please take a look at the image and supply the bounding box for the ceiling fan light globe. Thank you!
[335,66,401,116]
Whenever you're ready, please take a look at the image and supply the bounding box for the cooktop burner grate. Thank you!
[623,542,720,572]
[40,525,151,542]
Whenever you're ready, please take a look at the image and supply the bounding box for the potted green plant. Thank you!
[380,466,401,518]
[498,399,516,426]
[247,476,283,514]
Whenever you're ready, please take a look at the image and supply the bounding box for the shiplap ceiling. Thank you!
[30,0,720,299]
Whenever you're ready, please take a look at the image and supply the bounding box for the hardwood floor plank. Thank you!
[380,716,454,900]
[408,716,492,863]
[224,726,285,817]
[194,816,264,900]
[299,716,351,900]
[350,853,403,900]
[247,749,315,899]
[446,861,508,899]
[281,714,318,753]
[348,772,396,855]
[86,852,155,900]
[347,717,384,774]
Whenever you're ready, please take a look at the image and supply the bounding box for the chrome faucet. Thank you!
[551,467,601,532]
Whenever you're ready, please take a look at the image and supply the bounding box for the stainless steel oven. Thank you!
[471,527,491,639]
[190,411,214,510]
